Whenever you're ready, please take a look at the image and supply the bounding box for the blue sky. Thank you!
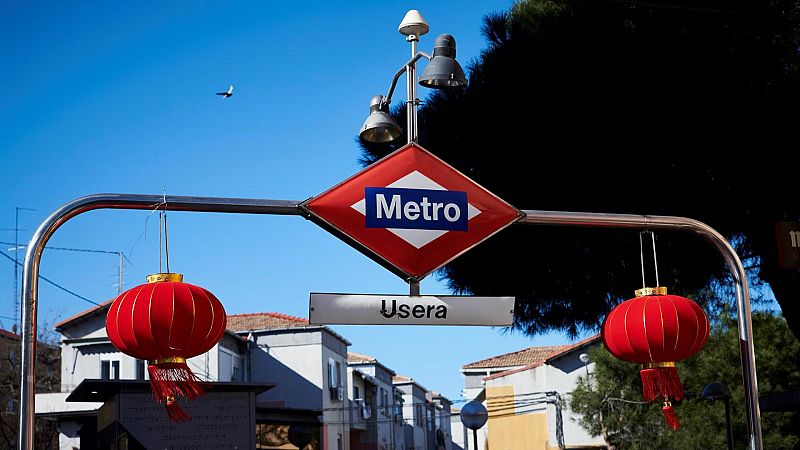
[0,0,594,401]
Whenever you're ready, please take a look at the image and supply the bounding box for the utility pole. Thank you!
[117,252,124,294]
[3,207,35,331]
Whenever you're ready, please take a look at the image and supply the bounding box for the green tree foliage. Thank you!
[570,312,800,449]
[359,0,800,340]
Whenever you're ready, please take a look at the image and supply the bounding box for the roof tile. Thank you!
[462,345,567,369]
[348,351,377,364]
[226,312,308,332]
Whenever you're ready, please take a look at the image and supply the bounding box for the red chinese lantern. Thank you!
[106,273,227,422]
[602,287,709,430]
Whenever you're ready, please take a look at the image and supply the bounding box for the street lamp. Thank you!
[701,381,734,450]
[359,10,468,145]
[579,353,590,376]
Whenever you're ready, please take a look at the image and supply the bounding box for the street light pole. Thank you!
[359,10,467,146]
[724,396,734,450]
[702,381,734,450]
[407,34,418,144]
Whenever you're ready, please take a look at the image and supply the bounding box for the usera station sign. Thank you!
[301,143,524,281]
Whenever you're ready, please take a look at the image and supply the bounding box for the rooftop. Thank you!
[226,312,309,332]
[483,335,601,381]
[463,335,601,371]
[348,351,377,364]
[393,374,412,383]
[54,299,113,330]
[462,345,567,370]
[0,328,19,341]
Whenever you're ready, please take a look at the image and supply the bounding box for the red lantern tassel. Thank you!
[662,402,680,431]
[148,357,204,422]
[640,362,684,402]
[165,396,192,422]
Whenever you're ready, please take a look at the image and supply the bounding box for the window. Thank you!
[328,358,341,389]
[392,390,404,421]
[354,386,360,400]
[219,348,244,382]
[101,360,120,380]
[427,408,433,431]
[232,356,242,382]
[135,359,145,380]
[381,388,390,416]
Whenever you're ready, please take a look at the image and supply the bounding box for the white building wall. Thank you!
[450,413,467,450]
[53,312,243,449]
[393,388,406,450]
[373,370,397,449]
[250,330,324,410]
[348,370,368,432]
[434,399,453,450]
[482,354,603,449]
[396,382,427,450]
[544,355,599,447]
[322,332,350,450]
[249,328,350,450]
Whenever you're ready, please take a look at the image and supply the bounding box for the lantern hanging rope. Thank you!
[601,232,710,430]
[105,206,227,422]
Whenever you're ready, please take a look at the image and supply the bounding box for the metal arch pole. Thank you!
[518,210,762,450]
[18,194,304,450]
[17,197,763,449]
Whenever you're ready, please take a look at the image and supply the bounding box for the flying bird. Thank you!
[216,84,234,99]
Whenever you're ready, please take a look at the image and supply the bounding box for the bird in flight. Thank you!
[216,84,234,99]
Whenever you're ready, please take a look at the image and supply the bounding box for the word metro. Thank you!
[365,187,468,231]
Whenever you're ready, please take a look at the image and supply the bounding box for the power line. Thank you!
[0,249,99,306]
[1,241,133,296]
[0,242,134,265]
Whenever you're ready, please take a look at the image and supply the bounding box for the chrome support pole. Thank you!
[18,194,304,450]
[406,36,419,143]
[518,210,762,450]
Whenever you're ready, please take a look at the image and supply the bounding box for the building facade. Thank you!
[460,336,606,450]
[347,351,404,450]
[393,375,453,450]
[36,302,455,450]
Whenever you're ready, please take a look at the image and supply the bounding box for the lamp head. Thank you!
[419,34,467,89]
[359,95,402,143]
[701,381,732,401]
[398,10,429,36]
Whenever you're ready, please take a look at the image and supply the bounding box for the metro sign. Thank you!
[301,143,524,281]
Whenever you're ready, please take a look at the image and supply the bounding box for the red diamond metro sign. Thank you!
[301,143,524,281]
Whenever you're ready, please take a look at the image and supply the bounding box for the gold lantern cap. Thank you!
[635,286,667,297]
[146,273,184,283]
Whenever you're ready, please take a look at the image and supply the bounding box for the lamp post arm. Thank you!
[383,51,432,105]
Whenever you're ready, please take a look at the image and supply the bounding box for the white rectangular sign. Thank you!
[309,293,515,326]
